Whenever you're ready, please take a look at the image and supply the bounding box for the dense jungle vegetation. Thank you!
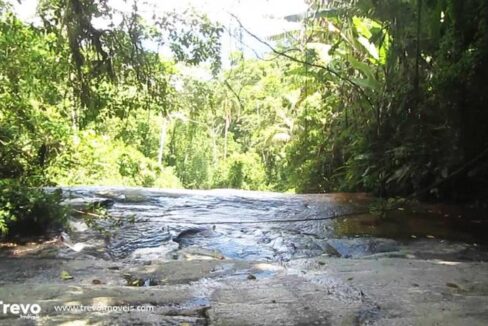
[1,0,488,236]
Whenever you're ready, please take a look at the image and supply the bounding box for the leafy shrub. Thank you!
[48,130,183,188]
[0,180,67,237]
[152,166,184,189]
[214,152,268,190]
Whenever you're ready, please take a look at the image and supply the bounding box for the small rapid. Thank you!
[59,186,488,263]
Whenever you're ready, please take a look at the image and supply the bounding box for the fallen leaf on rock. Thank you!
[446,282,460,289]
[60,271,73,280]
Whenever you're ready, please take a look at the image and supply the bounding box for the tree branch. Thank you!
[229,13,374,108]
[223,79,245,112]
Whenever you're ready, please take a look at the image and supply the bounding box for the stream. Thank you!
[61,186,488,263]
[1,186,488,325]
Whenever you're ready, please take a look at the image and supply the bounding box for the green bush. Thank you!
[0,180,67,237]
[213,152,268,190]
[48,130,183,188]
[152,166,184,189]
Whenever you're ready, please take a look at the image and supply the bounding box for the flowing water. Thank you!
[60,186,488,263]
[1,186,488,325]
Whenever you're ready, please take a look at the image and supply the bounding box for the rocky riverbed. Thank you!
[1,187,487,325]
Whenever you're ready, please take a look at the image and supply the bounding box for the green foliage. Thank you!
[270,0,488,199]
[0,1,219,236]
[0,11,71,237]
[213,152,268,190]
[1,0,487,242]
[36,0,222,126]
[78,205,135,238]
[0,181,67,237]
[48,130,182,188]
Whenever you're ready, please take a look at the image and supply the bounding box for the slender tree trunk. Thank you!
[157,115,168,166]
[71,107,78,131]
[224,117,229,160]
[209,127,218,166]
[414,0,422,106]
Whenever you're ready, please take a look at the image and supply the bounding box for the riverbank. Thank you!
[1,187,487,325]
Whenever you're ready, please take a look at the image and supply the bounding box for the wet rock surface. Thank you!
[1,186,488,325]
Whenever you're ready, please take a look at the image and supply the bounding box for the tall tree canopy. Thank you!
[1,0,487,236]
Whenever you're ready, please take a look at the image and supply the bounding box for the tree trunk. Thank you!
[157,115,168,166]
